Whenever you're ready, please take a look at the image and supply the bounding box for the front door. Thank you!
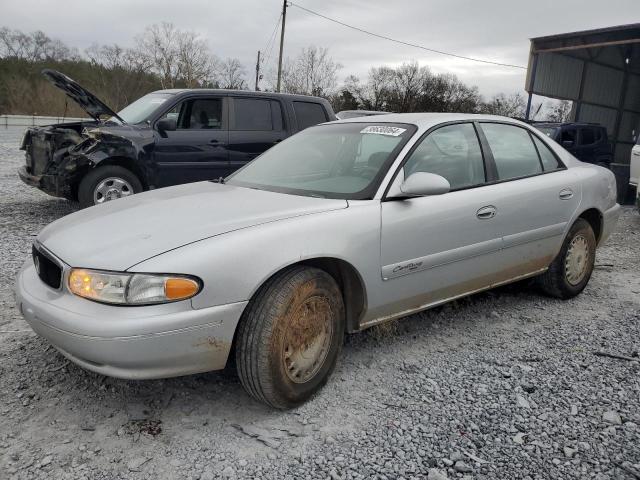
[227,97,287,172]
[379,122,503,318]
[153,96,230,187]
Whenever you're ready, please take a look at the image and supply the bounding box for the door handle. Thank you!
[476,205,497,219]
[559,188,574,200]
[633,150,640,156]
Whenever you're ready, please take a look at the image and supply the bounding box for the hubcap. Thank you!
[282,295,334,384]
[93,177,134,204]
[565,234,590,286]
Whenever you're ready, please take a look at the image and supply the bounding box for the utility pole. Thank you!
[276,0,288,92]
[254,50,261,91]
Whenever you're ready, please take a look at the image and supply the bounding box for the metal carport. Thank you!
[524,24,640,201]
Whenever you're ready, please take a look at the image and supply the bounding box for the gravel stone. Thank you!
[602,410,622,425]
[1,125,639,479]
[454,460,472,473]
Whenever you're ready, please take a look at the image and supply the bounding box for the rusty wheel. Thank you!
[537,218,596,299]
[236,266,345,409]
[282,295,334,384]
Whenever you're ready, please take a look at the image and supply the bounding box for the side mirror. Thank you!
[562,140,575,149]
[388,172,450,199]
[157,118,177,137]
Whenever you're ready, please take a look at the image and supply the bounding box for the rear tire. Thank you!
[78,165,142,208]
[536,218,596,299]
[236,266,345,409]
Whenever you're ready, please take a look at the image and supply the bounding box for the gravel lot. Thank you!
[1,125,639,480]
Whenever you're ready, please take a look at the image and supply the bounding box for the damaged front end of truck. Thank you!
[17,69,134,201]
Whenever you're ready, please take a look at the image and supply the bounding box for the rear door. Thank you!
[227,97,287,172]
[478,122,580,274]
[560,127,579,158]
[575,127,598,163]
[153,95,229,187]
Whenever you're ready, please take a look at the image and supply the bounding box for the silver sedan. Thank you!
[15,113,620,408]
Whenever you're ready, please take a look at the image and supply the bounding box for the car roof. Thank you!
[339,110,388,115]
[150,88,328,102]
[534,122,602,128]
[332,112,527,129]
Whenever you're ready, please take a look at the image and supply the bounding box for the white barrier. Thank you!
[0,114,89,127]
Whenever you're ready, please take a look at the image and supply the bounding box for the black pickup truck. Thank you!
[19,70,336,207]
[533,122,612,167]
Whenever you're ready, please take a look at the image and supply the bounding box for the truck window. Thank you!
[561,129,576,144]
[579,128,596,146]
[293,101,328,130]
[233,98,273,131]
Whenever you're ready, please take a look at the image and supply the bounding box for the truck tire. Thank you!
[236,266,345,409]
[78,166,142,208]
[536,218,596,299]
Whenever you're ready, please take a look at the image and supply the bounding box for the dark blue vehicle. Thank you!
[533,122,612,167]
[19,70,335,207]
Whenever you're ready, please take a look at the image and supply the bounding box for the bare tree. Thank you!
[136,22,181,88]
[390,62,426,112]
[176,31,213,88]
[344,66,395,111]
[482,92,527,118]
[136,23,216,89]
[0,27,76,61]
[278,46,341,96]
[546,100,573,122]
[216,57,247,89]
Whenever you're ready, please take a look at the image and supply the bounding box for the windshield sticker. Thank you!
[149,98,167,104]
[360,126,406,136]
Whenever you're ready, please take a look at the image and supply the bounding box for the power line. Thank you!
[262,13,282,70]
[288,2,527,70]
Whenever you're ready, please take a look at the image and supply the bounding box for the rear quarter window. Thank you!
[532,135,562,171]
[293,101,328,130]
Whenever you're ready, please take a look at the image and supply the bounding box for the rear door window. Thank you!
[481,123,542,180]
[293,101,328,130]
[579,128,596,145]
[233,98,273,131]
[532,135,561,171]
[561,128,577,145]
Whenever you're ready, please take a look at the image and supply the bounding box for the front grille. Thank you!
[32,245,62,289]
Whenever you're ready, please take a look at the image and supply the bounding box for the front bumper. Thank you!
[18,165,67,198]
[15,260,247,379]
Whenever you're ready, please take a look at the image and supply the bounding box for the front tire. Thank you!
[537,218,596,299]
[236,266,345,409]
[77,165,142,208]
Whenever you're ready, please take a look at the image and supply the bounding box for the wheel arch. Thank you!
[577,207,603,245]
[91,156,148,190]
[235,257,368,338]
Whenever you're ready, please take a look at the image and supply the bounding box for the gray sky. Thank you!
[2,0,635,98]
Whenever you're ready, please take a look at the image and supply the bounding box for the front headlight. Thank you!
[68,269,201,305]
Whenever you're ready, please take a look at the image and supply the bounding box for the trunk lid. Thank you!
[37,182,348,271]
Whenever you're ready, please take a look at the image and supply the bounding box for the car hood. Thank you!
[42,69,124,123]
[37,182,348,271]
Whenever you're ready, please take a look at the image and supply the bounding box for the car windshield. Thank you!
[112,93,174,124]
[226,122,416,199]
[535,126,559,138]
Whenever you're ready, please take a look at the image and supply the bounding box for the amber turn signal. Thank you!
[165,277,200,300]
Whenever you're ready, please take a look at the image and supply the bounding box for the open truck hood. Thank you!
[42,69,124,123]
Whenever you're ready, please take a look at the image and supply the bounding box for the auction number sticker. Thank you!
[360,126,406,136]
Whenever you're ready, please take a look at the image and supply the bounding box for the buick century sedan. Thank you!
[15,113,620,408]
